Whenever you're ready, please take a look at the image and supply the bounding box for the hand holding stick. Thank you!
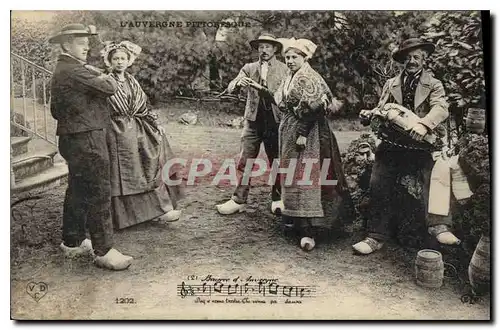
[237,77,253,87]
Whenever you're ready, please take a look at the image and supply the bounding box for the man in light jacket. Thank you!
[216,33,289,215]
[353,38,460,255]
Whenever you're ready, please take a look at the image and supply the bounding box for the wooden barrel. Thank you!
[465,108,486,134]
[415,249,444,289]
[468,235,491,295]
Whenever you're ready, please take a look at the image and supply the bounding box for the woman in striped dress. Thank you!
[101,41,182,229]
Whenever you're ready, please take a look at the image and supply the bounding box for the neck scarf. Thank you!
[403,69,422,91]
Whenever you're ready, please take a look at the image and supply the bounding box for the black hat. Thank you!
[392,38,435,64]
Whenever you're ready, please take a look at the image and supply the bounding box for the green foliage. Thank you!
[11,10,490,281]
[11,17,53,68]
[423,11,485,126]
[443,133,491,275]
[11,11,486,114]
[455,133,490,236]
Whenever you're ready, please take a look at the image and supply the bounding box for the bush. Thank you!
[11,10,486,117]
[344,131,491,278]
[424,11,485,130]
[453,133,490,245]
[11,18,54,68]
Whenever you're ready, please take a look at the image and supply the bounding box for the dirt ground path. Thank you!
[11,123,490,320]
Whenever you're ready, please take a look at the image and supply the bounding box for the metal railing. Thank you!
[10,52,56,146]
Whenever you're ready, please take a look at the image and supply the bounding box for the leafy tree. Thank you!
[423,11,485,130]
[11,10,485,115]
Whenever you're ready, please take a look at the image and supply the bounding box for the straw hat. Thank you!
[48,23,97,44]
[249,33,283,52]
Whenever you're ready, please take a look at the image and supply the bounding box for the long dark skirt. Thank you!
[111,185,173,230]
[107,117,180,230]
[279,113,354,232]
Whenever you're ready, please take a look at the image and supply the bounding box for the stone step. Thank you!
[11,136,31,157]
[11,144,58,181]
[11,162,68,195]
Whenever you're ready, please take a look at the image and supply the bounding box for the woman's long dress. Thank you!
[107,72,178,229]
[274,62,354,231]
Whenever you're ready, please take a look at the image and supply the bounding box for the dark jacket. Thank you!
[50,54,117,135]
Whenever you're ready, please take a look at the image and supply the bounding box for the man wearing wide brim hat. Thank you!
[354,37,460,255]
[249,33,283,53]
[391,38,436,64]
[49,23,134,270]
[216,33,289,215]
[48,23,98,44]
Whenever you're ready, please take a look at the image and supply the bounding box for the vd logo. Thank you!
[26,282,48,302]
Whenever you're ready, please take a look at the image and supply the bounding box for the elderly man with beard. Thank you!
[353,38,460,255]
[216,33,289,215]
